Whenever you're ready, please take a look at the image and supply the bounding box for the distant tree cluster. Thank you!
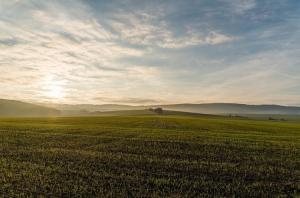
[268,117,287,121]
[149,107,164,114]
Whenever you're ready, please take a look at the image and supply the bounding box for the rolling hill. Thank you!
[0,99,60,117]
[158,103,300,115]
[41,103,143,115]
[2,99,300,116]
[43,102,300,115]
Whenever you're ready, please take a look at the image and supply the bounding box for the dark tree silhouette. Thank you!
[154,107,163,114]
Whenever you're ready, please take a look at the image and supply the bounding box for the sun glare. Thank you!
[42,75,66,101]
[47,85,64,99]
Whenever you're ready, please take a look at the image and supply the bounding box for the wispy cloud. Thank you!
[94,97,162,105]
[0,0,299,105]
[108,11,236,48]
[224,0,256,14]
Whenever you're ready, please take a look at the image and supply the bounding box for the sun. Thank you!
[47,85,64,99]
[42,75,66,101]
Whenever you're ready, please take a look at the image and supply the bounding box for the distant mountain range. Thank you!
[0,99,60,117]
[157,103,300,115]
[43,103,142,112]
[43,102,300,115]
[1,99,300,117]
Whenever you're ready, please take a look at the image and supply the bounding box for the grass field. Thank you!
[0,115,299,197]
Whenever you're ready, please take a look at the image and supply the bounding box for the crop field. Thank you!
[0,115,299,197]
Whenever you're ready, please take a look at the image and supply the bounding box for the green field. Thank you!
[0,115,299,197]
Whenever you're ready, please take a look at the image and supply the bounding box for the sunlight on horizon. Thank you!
[46,85,64,100]
[42,75,66,102]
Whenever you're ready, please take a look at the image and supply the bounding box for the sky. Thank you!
[0,0,300,105]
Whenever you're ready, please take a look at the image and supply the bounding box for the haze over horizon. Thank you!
[1,0,300,106]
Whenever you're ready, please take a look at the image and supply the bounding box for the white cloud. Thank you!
[0,0,160,103]
[0,0,238,103]
[109,11,236,49]
[224,0,256,14]
[160,49,300,105]
[160,31,236,48]
[0,0,298,105]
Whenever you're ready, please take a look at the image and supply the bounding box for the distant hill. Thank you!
[42,102,300,115]
[41,103,144,116]
[44,103,142,111]
[0,99,60,117]
[87,109,214,117]
[2,98,299,117]
[158,103,300,115]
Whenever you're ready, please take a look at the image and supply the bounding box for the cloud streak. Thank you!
[108,11,236,48]
[0,0,299,105]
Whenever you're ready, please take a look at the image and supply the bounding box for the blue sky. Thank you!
[0,0,299,105]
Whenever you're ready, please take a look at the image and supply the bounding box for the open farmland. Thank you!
[0,115,299,197]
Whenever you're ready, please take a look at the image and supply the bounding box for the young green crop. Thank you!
[0,115,299,197]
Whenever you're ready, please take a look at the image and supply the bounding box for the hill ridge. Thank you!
[0,99,60,117]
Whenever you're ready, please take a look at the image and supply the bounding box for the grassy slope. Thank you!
[240,114,300,122]
[0,99,60,117]
[0,115,299,197]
